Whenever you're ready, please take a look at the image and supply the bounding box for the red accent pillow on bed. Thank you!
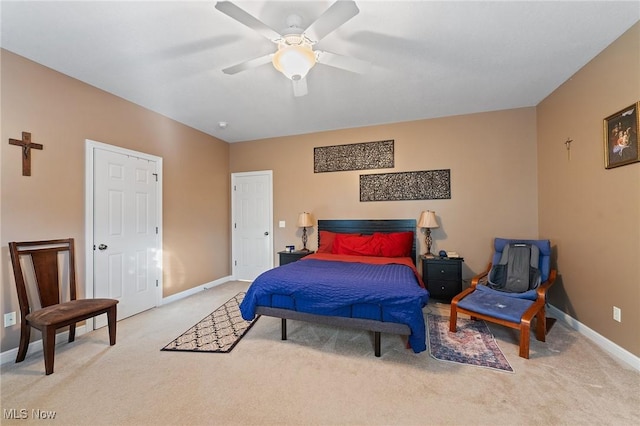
[373,231,414,257]
[318,231,361,253]
[330,231,414,257]
[332,234,381,256]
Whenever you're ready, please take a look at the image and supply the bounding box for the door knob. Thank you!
[264,231,269,236]
[98,244,108,250]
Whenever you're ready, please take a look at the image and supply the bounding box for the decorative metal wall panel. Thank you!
[360,169,451,201]
[314,140,394,173]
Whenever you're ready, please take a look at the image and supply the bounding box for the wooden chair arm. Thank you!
[450,286,475,305]
[523,270,557,323]
[451,262,492,305]
[453,266,556,306]
[536,269,557,302]
[470,262,492,288]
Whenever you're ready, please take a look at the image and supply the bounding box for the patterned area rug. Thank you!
[162,292,257,353]
[427,314,514,372]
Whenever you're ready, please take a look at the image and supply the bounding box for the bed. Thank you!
[240,219,430,356]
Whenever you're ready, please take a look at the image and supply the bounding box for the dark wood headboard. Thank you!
[317,219,418,264]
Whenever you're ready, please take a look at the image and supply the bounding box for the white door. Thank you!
[232,171,273,281]
[92,147,160,326]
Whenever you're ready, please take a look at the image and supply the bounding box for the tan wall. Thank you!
[230,107,540,280]
[1,50,231,351]
[537,23,640,356]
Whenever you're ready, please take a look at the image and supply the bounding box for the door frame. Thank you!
[84,139,163,329]
[231,170,274,280]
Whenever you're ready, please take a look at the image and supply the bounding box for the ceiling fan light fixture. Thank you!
[272,43,316,81]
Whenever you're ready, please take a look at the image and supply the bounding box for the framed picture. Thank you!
[604,102,639,169]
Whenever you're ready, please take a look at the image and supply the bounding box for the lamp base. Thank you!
[423,252,435,258]
[301,227,309,253]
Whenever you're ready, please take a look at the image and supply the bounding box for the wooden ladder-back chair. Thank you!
[449,238,557,359]
[9,238,118,375]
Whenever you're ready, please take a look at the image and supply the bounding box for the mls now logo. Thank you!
[3,408,56,420]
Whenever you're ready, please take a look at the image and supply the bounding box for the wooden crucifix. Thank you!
[564,138,573,161]
[9,131,43,176]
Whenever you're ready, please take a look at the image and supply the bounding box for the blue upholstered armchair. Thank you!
[449,238,557,358]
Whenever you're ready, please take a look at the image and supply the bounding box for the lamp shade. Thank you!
[297,212,313,227]
[417,210,439,228]
[272,44,316,80]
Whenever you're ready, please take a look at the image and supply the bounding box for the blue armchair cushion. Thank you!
[457,289,535,323]
[476,283,538,300]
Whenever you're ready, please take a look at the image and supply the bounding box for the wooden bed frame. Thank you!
[255,219,418,357]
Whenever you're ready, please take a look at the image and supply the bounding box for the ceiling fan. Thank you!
[215,1,371,97]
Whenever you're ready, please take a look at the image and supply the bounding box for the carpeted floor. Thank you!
[1,280,638,425]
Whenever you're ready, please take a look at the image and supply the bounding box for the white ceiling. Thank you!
[1,1,638,143]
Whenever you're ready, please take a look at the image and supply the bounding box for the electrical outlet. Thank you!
[613,306,622,322]
[4,312,17,327]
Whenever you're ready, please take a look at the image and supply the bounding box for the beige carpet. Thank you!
[1,280,638,425]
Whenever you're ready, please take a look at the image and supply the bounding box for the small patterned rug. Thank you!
[162,292,257,353]
[427,314,514,373]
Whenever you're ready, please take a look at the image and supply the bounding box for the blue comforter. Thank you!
[240,257,429,352]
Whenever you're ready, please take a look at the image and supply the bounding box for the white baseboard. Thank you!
[548,304,639,371]
[161,275,233,305]
[0,325,88,366]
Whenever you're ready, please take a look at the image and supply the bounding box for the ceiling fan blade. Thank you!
[304,0,359,42]
[292,78,308,97]
[223,54,273,75]
[316,50,371,74]
[215,1,281,41]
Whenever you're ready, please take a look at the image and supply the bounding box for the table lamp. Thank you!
[297,212,313,252]
[418,210,439,258]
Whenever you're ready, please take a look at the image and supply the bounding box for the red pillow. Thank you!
[373,231,414,257]
[333,234,381,256]
[318,231,360,253]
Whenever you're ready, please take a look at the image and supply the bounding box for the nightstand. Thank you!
[278,250,314,266]
[421,256,464,302]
